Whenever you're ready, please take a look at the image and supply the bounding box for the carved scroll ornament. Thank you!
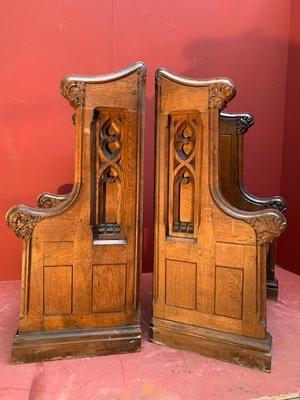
[263,198,287,213]
[6,208,44,240]
[37,193,69,208]
[60,80,86,109]
[236,114,254,134]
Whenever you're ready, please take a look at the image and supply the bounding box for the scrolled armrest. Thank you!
[37,192,70,208]
[6,205,46,240]
[7,184,80,240]
[220,112,255,134]
[239,184,287,213]
[211,183,286,246]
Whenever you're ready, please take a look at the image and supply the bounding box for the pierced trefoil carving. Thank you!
[93,109,127,239]
[168,112,200,238]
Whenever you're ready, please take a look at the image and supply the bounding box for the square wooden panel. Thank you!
[92,264,126,313]
[215,266,243,319]
[166,260,196,310]
[44,266,72,315]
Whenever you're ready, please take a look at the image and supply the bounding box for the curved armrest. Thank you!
[212,184,286,246]
[220,112,254,134]
[220,112,287,214]
[238,184,287,213]
[37,192,70,208]
[6,205,47,240]
[6,183,80,240]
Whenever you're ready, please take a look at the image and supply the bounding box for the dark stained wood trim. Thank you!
[12,325,141,364]
[220,112,287,300]
[150,317,271,372]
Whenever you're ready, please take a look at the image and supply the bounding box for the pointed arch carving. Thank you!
[92,108,128,239]
[168,111,201,238]
[173,167,194,233]
[98,166,122,234]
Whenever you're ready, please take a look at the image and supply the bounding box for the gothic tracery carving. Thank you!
[169,113,199,236]
[95,111,125,237]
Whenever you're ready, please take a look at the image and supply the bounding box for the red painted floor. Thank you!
[0,268,299,400]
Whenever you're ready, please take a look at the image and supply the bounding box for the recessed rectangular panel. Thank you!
[215,266,243,319]
[44,266,72,315]
[92,264,126,312]
[166,260,196,310]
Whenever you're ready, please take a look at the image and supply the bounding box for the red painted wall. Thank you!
[277,0,300,274]
[0,0,291,280]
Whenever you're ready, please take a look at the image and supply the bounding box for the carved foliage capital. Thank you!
[7,209,44,240]
[209,82,236,110]
[248,216,286,245]
[236,114,254,134]
[61,80,86,109]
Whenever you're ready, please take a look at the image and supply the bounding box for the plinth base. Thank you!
[150,317,271,372]
[12,325,141,364]
[267,278,279,300]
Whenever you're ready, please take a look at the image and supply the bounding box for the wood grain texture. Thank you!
[215,242,244,268]
[152,68,286,371]
[150,317,272,372]
[5,62,145,362]
[43,266,72,315]
[215,266,243,319]
[92,264,126,312]
[12,325,141,364]
[219,113,287,300]
[165,260,196,310]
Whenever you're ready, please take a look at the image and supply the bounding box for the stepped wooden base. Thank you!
[267,278,279,300]
[11,325,141,364]
[149,318,272,372]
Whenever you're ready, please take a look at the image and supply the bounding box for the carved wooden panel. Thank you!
[6,62,145,363]
[92,108,127,239]
[151,69,286,372]
[168,112,200,238]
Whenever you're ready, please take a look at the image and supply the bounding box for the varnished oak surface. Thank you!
[37,111,286,304]
[6,62,145,363]
[219,112,287,300]
[1,270,300,399]
[151,68,286,371]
